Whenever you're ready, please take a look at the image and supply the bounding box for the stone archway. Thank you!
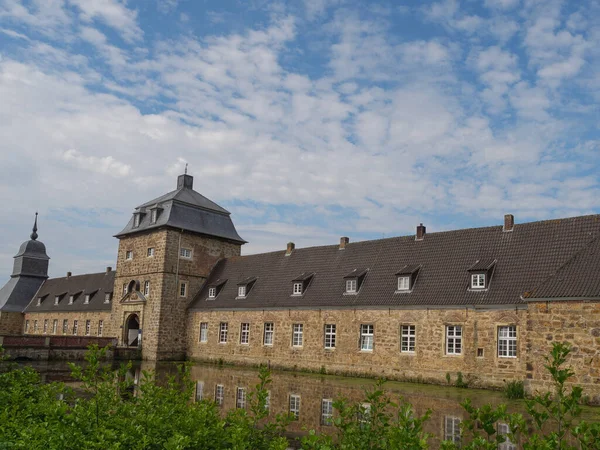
[125,314,140,348]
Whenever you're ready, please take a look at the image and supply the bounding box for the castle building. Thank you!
[3,172,600,397]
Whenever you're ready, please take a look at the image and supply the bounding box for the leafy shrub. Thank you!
[503,380,525,400]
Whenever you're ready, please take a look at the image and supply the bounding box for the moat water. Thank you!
[15,360,600,448]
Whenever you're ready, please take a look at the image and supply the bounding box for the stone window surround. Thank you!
[445,325,463,356]
[147,247,155,257]
[180,247,193,259]
[400,324,416,353]
[195,381,204,402]
[292,323,303,347]
[263,322,274,346]
[215,384,224,406]
[125,250,133,261]
[360,324,374,352]
[236,387,246,409]
[324,323,336,349]
[180,281,188,298]
[321,398,333,426]
[199,322,208,342]
[289,394,301,420]
[240,322,250,345]
[497,325,518,358]
[219,322,228,343]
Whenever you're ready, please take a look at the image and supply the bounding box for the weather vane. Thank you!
[185,163,188,175]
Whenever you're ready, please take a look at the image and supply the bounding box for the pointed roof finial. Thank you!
[184,163,188,175]
[31,212,38,241]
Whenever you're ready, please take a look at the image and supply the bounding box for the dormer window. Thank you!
[238,285,246,297]
[151,209,158,224]
[236,277,256,298]
[471,274,485,289]
[397,276,410,291]
[293,282,303,295]
[133,214,141,228]
[84,294,90,304]
[54,296,60,306]
[37,297,42,306]
[291,273,314,296]
[208,287,216,298]
[69,295,74,305]
[346,279,357,293]
[206,279,227,300]
[104,293,112,304]
[467,259,496,291]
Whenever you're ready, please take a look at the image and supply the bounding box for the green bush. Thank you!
[503,380,525,400]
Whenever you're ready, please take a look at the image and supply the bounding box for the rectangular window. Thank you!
[126,250,133,260]
[62,319,68,334]
[33,320,38,332]
[324,324,336,349]
[397,276,410,291]
[85,320,91,336]
[346,279,357,293]
[219,322,228,343]
[238,285,246,297]
[215,384,224,406]
[498,326,517,358]
[292,323,303,347]
[43,319,48,334]
[401,325,416,353]
[147,247,155,257]
[133,214,140,227]
[208,287,216,298]
[180,282,187,298]
[180,248,192,259]
[52,319,58,334]
[151,209,158,223]
[360,324,374,351]
[84,294,90,304]
[98,320,104,336]
[195,381,204,402]
[54,296,59,306]
[444,416,462,444]
[199,322,208,342]
[104,293,111,304]
[144,281,150,296]
[471,273,486,289]
[36,297,41,306]
[69,295,74,305]
[293,282,303,295]
[24,320,29,333]
[289,394,301,420]
[263,322,274,346]
[321,399,333,426]
[236,387,246,409]
[240,323,250,345]
[72,320,78,335]
[446,325,462,355]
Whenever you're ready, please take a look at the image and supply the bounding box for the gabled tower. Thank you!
[110,172,245,360]
[0,214,49,334]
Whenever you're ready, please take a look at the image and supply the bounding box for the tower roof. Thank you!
[115,172,246,244]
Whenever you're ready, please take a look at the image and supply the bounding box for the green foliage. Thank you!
[455,372,468,388]
[503,380,525,400]
[446,372,452,384]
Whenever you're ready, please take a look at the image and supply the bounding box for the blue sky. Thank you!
[0,0,599,280]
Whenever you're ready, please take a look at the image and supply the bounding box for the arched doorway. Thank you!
[125,314,140,347]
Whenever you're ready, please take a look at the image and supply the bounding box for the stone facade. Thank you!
[22,311,111,337]
[111,229,241,360]
[0,311,24,334]
[186,307,528,389]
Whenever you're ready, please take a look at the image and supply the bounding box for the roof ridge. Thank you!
[47,271,114,281]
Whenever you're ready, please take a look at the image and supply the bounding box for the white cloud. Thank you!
[61,149,131,177]
[68,0,142,42]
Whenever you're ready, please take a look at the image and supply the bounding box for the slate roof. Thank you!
[526,236,600,300]
[115,174,246,244]
[24,271,115,313]
[189,214,600,310]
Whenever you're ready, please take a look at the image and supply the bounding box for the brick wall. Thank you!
[23,311,111,337]
[186,307,528,389]
[0,311,24,334]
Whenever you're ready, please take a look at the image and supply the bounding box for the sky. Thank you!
[0,0,599,281]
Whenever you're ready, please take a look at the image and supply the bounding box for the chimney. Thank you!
[339,236,350,250]
[177,173,193,190]
[416,223,426,241]
[285,242,295,256]
[66,271,72,278]
[106,266,112,273]
[503,214,514,232]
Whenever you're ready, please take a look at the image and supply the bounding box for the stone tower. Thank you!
[110,172,245,360]
[0,214,49,334]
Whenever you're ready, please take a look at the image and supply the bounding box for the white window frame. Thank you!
[195,381,204,402]
[84,294,90,304]
[446,325,462,355]
[324,324,336,349]
[397,276,410,291]
[36,297,41,306]
[498,325,517,358]
[265,390,271,412]
[289,394,301,420]
[238,285,246,297]
[240,323,250,345]
[72,320,78,335]
[43,319,48,334]
[133,214,140,228]
[358,403,371,424]
[85,320,91,336]
[104,293,111,304]
[24,320,29,333]
[199,322,208,342]
[180,282,187,298]
[471,273,486,289]
[147,247,155,257]
[360,324,374,351]
[215,384,224,406]
[144,280,150,296]
[52,319,58,335]
[292,282,303,295]
[150,209,157,224]
[401,324,416,353]
[98,320,104,337]
[321,398,333,426]
[126,250,133,260]
[54,296,59,306]
[263,322,274,346]
[445,416,462,444]
[62,319,68,334]
[180,247,192,259]
[33,320,38,333]
[346,279,357,293]
[208,287,216,298]
[219,322,228,343]
[497,423,517,450]
[68,295,74,305]
[292,323,303,347]
[236,387,246,409]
